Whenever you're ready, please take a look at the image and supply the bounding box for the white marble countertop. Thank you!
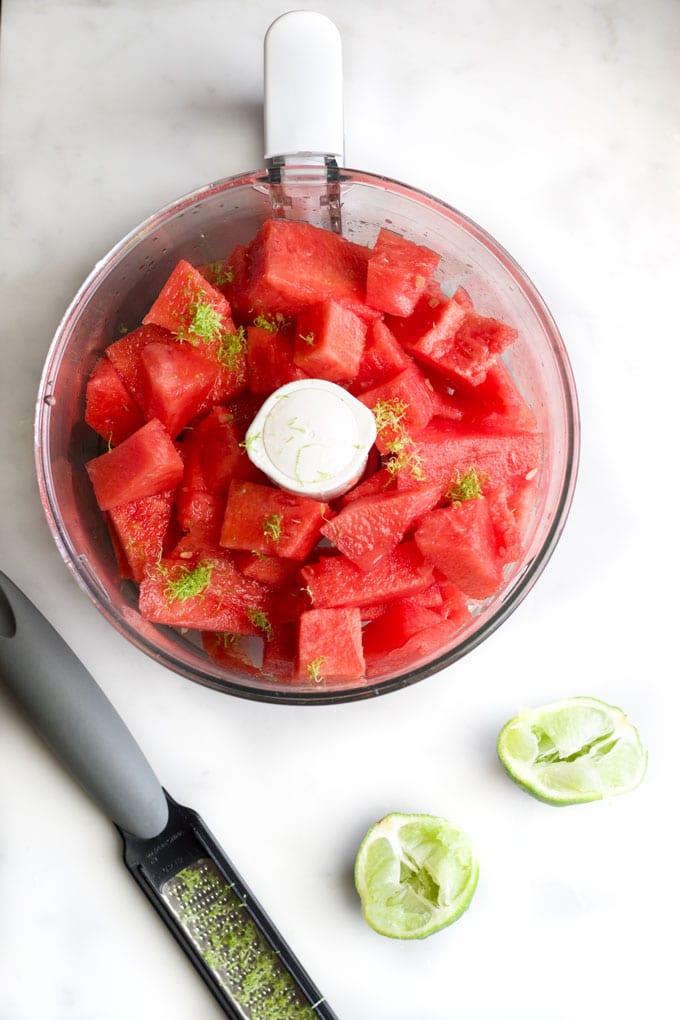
[1,1,678,1018]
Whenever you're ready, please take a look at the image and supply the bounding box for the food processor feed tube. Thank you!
[264,11,345,232]
[0,571,338,1020]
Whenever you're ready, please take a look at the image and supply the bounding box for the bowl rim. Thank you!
[35,165,580,705]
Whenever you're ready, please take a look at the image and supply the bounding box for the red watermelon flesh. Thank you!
[293,300,368,383]
[299,541,434,610]
[447,358,536,431]
[388,287,466,356]
[178,405,263,500]
[365,228,440,317]
[414,499,504,599]
[337,465,396,507]
[138,341,219,438]
[106,489,175,582]
[247,324,306,395]
[396,421,542,497]
[361,600,446,658]
[143,259,232,338]
[358,363,435,454]
[295,607,365,682]
[85,355,144,446]
[363,616,464,678]
[202,631,261,675]
[321,483,443,572]
[198,244,251,323]
[86,418,184,512]
[244,219,374,320]
[413,310,517,387]
[262,622,297,680]
[349,318,411,395]
[220,480,329,561]
[105,324,176,405]
[139,552,272,632]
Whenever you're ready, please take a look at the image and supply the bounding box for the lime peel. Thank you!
[497,696,647,805]
[354,812,479,939]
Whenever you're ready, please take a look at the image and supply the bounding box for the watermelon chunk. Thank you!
[299,541,434,609]
[85,418,184,511]
[138,341,219,437]
[105,324,176,405]
[106,489,175,582]
[414,499,504,599]
[365,228,440,317]
[361,600,446,657]
[321,483,443,572]
[337,465,396,507]
[293,300,368,383]
[244,219,373,320]
[349,318,411,395]
[446,359,536,431]
[199,244,251,322]
[388,287,466,357]
[143,259,248,404]
[177,405,262,500]
[363,611,464,678]
[233,551,299,588]
[202,631,261,675]
[85,356,144,446]
[358,363,435,454]
[247,324,306,395]
[396,422,542,497]
[143,259,232,339]
[295,607,365,682]
[219,480,329,561]
[262,622,297,680]
[414,309,517,387]
[139,552,273,632]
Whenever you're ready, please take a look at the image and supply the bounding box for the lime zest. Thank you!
[186,299,224,345]
[205,261,234,287]
[262,512,283,544]
[307,656,326,683]
[446,466,485,502]
[162,560,214,604]
[217,325,247,368]
[247,608,273,641]
[167,860,320,1019]
[253,312,289,333]
[372,397,425,481]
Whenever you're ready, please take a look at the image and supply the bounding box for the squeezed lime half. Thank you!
[354,812,479,939]
[497,696,647,805]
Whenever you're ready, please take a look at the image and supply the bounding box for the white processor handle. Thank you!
[264,10,344,164]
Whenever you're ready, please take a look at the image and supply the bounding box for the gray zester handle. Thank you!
[0,570,169,839]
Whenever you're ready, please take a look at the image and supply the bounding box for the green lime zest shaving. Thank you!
[217,632,240,649]
[262,512,283,544]
[186,299,224,345]
[307,656,326,683]
[446,466,485,502]
[253,312,289,333]
[205,261,234,287]
[169,861,320,1019]
[241,430,261,453]
[217,325,247,368]
[372,398,425,481]
[247,608,273,641]
[162,560,213,604]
